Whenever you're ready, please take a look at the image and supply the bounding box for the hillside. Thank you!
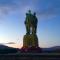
[0,44,18,54]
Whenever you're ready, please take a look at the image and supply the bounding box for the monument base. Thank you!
[21,46,42,53]
[21,34,42,53]
[23,34,38,48]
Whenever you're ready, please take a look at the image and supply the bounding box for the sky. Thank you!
[0,0,60,48]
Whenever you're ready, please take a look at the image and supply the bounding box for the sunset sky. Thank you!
[0,0,60,48]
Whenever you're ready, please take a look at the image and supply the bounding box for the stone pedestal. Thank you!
[23,34,38,48]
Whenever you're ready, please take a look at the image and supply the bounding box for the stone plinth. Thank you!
[23,34,38,48]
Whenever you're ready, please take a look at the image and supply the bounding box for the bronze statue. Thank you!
[23,10,39,48]
[24,10,38,35]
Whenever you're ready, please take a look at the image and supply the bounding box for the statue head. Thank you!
[34,12,36,16]
[26,13,28,16]
[28,10,31,14]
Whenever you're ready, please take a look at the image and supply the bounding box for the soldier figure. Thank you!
[24,10,32,35]
[24,10,38,35]
[32,12,38,34]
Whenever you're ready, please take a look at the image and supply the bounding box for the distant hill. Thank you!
[42,46,60,53]
[0,44,10,49]
[0,44,18,54]
[0,44,60,54]
[51,46,60,50]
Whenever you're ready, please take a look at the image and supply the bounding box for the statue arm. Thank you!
[24,17,28,24]
[35,17,38,25]
[24,17,27,24]
[36,17,38,24]
[24,20,26,24]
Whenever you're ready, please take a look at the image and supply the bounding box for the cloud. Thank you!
[0,0,60,20]
[0,0,35,16]
[0,0,20,15]
[36,7,60,20]
[0,0,22,23]
[5,42,16,44]
[0,42,16,44]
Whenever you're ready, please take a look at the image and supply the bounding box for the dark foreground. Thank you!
[0,53,60,60]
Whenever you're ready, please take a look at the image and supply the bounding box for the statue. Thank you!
[23,10,39,49]
[24,10,38,35]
